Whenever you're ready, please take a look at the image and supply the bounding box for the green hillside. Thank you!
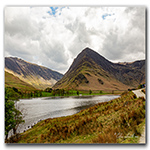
[5,71,36,91]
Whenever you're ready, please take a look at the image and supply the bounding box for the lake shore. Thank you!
[16,95,119,135]
[6,91,145,144]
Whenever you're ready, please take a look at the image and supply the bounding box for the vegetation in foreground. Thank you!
[5,87,24,140]
[7,91,145,143]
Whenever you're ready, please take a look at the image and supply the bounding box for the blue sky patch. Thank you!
[47,7,66,16]
[102,13,114,20]
[47,7,58,16]
[50,7,58,15]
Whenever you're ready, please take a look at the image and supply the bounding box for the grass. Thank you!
[5,71,36,91]
[7,91,145,144]
[6,87,118,100]
[117,119,145,143]
[40,90,122,98]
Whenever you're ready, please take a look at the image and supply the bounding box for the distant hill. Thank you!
[5,71,36,91]
[53,47,145,90]
[5,57,63,89]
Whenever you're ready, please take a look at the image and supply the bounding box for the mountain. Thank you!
[5,71,36,91]
[53,47,145,90]
[5,57,63,89]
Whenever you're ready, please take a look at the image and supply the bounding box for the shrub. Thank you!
[89,90,92,95]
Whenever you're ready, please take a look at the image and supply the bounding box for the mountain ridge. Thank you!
[53,47,145,90]
[5,57,63,89]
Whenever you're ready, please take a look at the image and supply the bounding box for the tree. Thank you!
[52,90,56,96]
[13,107,25,134]
[56,89,60,96]
[76,90,79,96]
[60,89,65,96]
[89,90,92,95]
[138,84,143,89]
[5,87,20,100]
[66,90,70,96]
[12,87,18,93]
[5,87,25,140]
[27,92,30,98]
[5,97,15,140]
[34,90,38,97]
[45,88,52,93]
[39,91,42,97]
[30,92,33,97]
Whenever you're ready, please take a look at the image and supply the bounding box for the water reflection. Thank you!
[15,95,119,134]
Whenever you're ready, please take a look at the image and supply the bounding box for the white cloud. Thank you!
[101,7,145,62]
[4,6,145,74]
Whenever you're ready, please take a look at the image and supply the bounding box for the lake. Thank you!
[15,95,120,134]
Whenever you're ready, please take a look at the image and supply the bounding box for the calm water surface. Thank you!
[15,95,119,133]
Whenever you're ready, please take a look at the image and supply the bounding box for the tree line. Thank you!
[44,88,103,96]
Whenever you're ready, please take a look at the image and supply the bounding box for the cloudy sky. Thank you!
[4,6,145,74]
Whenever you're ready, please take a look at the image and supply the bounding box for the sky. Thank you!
[4,6,145,74]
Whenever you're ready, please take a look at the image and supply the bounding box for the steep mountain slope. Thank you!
[5,71,36,91]
[5,57,63,89]
[53,47,145,90]
[112,61,145,86]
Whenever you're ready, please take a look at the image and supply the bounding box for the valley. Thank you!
[5,47,145,92]
[4,6,146,144]
[5,47,146,144]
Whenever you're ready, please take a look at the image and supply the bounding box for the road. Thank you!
[132,88,145,99]
[139,126,146,144]
[132,88,146,144]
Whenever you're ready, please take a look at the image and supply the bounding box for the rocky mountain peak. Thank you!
[53,47,145,90]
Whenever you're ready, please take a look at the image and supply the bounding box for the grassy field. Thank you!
[20,90,112,99]
[7,91,145,144]
[40,90,123,97]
